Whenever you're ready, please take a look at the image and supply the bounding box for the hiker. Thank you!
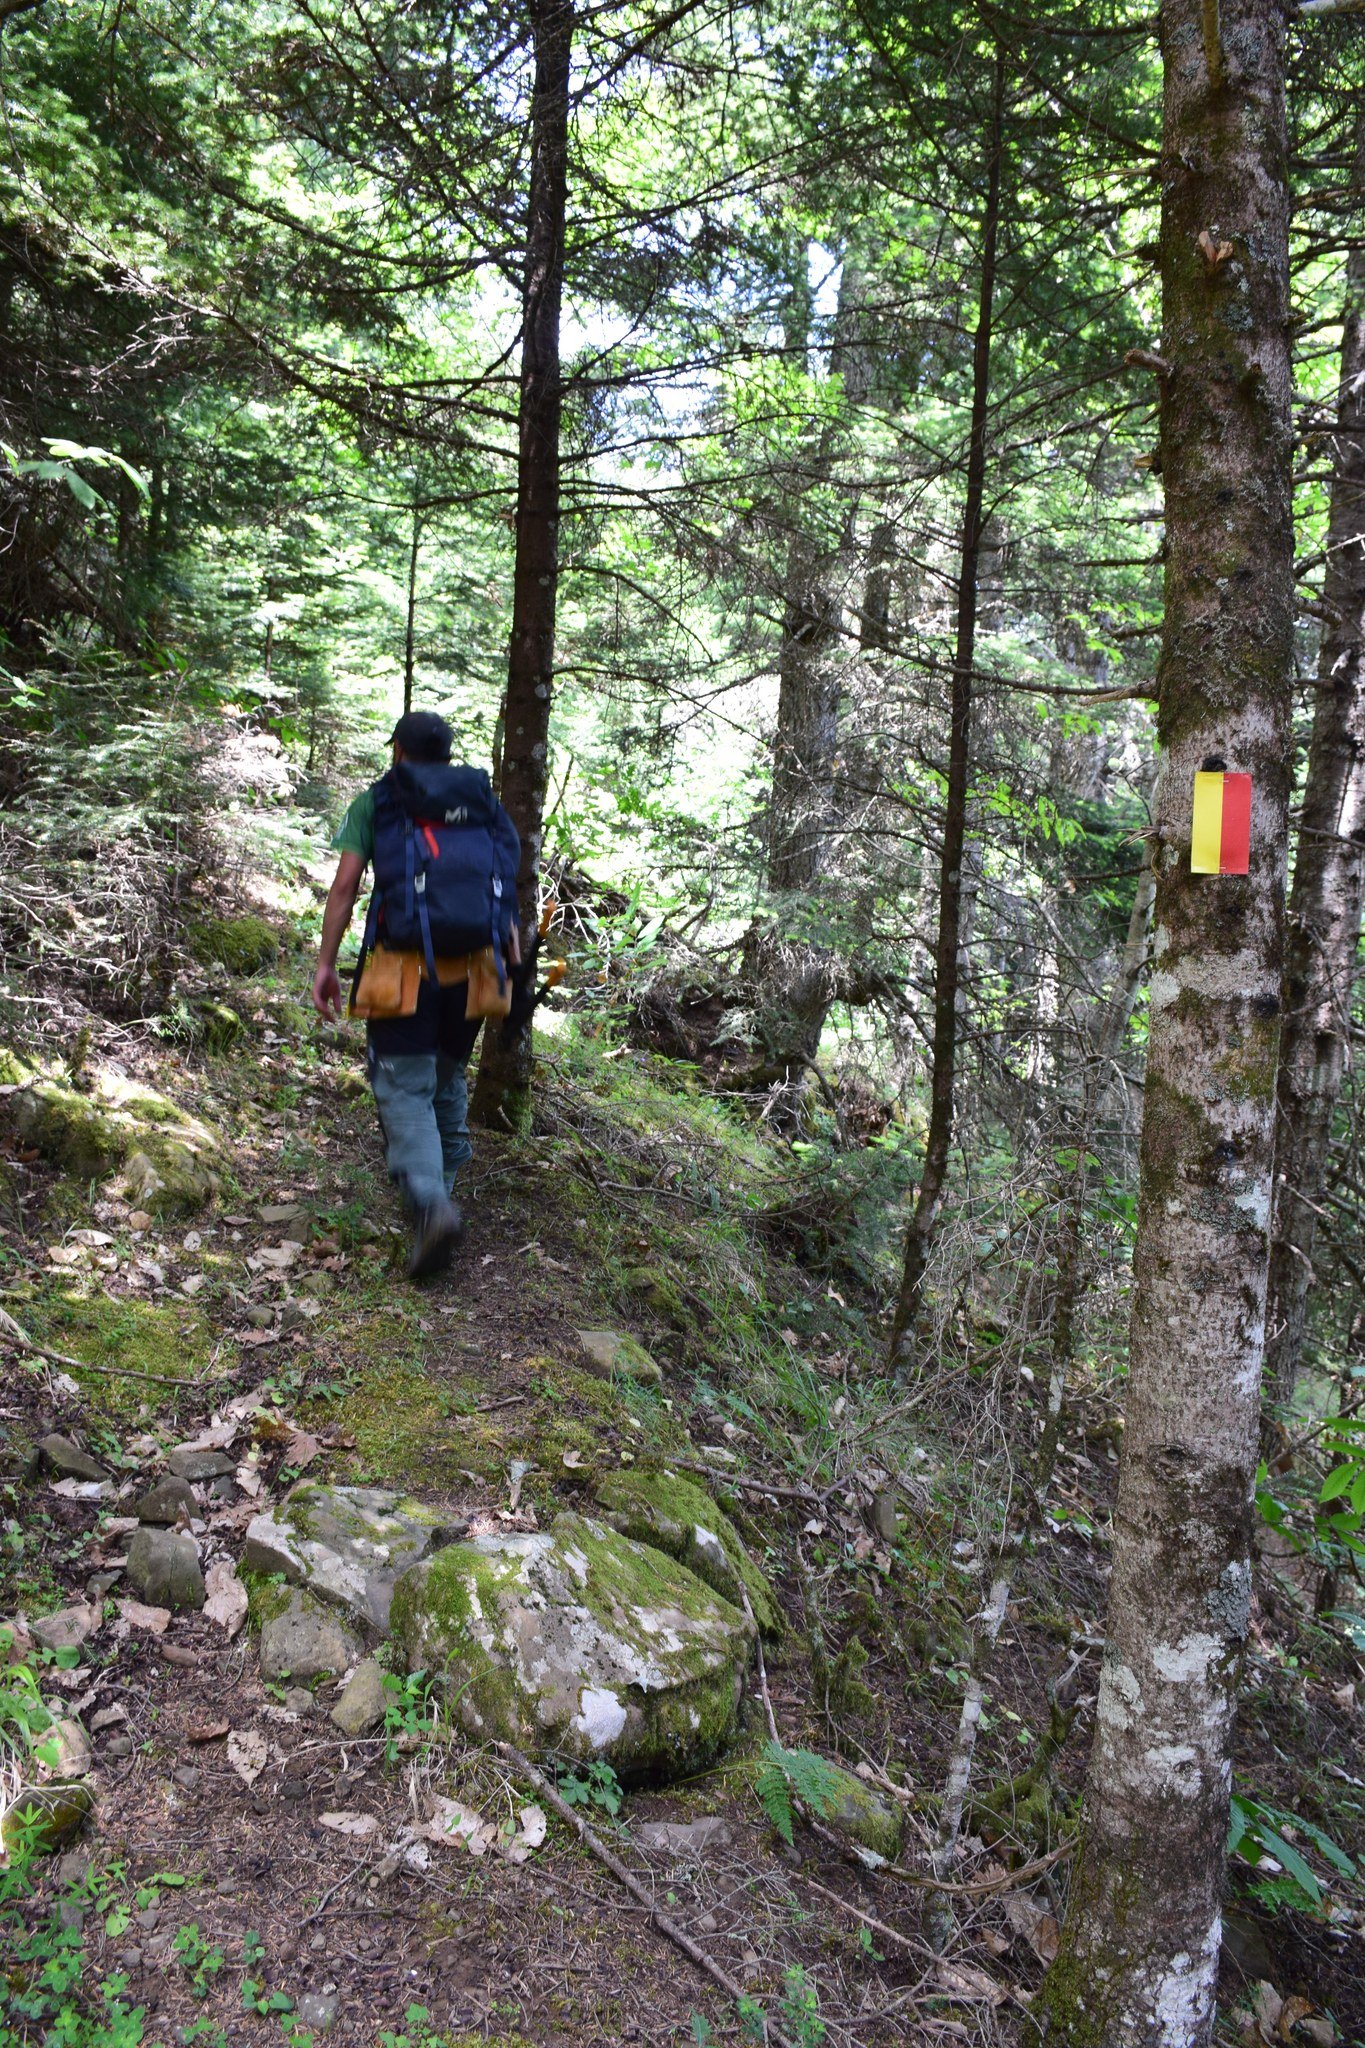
[311,710,521,1279]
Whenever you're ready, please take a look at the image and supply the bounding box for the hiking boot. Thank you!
[407,1199,465,1281]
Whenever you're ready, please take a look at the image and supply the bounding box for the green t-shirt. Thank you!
[332,786,376,864]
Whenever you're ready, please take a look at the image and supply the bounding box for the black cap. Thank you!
[391,710,454,763]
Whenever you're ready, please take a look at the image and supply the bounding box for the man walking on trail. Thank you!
[311,710,520,1280]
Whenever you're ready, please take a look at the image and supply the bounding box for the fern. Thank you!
[755,1742,844,1844]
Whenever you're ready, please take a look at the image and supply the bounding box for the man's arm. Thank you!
[312,852,367,1019]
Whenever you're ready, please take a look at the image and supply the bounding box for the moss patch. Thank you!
[594,1467,781,1637]
[4,1065,222,1213]
[190,914,281,975]
[20,1290,218,1426]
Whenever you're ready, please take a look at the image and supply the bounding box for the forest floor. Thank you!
[2,899,1363,2048]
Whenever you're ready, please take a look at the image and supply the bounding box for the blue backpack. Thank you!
[362,762,521,985]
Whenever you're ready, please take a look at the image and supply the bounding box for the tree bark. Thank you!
[471,0,572,1132]
[1039,0,1294,2040]
[1264,227,1365,1406]
[742,254,874,1105]
[403,499,422,718]
[888,48,1004,1366]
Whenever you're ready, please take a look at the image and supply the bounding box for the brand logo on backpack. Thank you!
[444,807,469,824]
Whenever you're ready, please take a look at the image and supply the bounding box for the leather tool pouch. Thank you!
[350,946,422,1019]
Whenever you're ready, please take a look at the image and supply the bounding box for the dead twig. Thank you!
[496,1740,797,2047]
[794,1870,922,1958]
[869,1836,1075,1898]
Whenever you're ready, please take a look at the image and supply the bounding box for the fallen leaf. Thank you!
[180,1274,206,1297]
[51,1479,112,1502]
[227,1728,270,1785]
[561,1449,584,1469]
[90,1705,128,1732]
[504,1802,548,1862]
[160,1644,199,1668]
[237,1328,282,1348]
[234,1462,263,1496]
[284,1431,320,1471]
[1003,1891,1060,1964]
[1278,1997,1315,2042]
[320,1810,380,1838]
[116,1598,170,1634]
[186,1717,230,1744]
[203,1560,248,1637]
[175,1422,239,1455]
[421,1795,497,1855]
[935,1961,1009,2007]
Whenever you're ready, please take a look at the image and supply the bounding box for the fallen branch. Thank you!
[0,1308,197,1389]
[672,1458,824,1506]
[795,1870,922,1956]
[876,1836,1074,1898]
[496,1741,796,2047]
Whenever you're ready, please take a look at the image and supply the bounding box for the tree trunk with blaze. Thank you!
[1040,0,1294,2041]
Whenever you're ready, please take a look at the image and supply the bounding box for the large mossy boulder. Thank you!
[5,1065,222,1213]
[190,914,280,975]
[594,1468,782,1638]
[242,1483,465,1632]
[390,1512,754,1782]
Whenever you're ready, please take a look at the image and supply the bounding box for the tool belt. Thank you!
[349,944,512,1022]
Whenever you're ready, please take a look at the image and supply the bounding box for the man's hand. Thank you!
[313,852,366,1022]
[313,963,344,1020]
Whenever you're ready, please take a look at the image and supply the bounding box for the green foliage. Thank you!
[380,1668,437,1763]
[171,1923,225,1998]
[555,1757,624,1820]
[1256,1412,1365,1597]
[753,1742,844,1845]
[0,1852,152,2048]
[0,1623,67,1770]
[378,2004,449,2048]
[1228,1793,1356,1914]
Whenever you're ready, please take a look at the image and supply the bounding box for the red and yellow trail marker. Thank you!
[1191,770,1252,875]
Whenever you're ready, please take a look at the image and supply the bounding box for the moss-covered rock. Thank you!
[817,1761,904,1861]
[0,1045,37,1088]
[4,1065,221,1213]
[242,1482,464,1631]
[190,913,281,975]
[594,1468,781,1638]
[2,1780,94,1860]
[619,1265,685,1322]
[390,1511,754,1782]
[193,1000,249,1051]
[576,1329,663,1386]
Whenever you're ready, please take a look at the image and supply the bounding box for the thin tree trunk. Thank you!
[471,0,571,1132]
[923,866,1154,1936]
[1040,0,1294,2038]
[1265,225,1365,1406]
[889,48,1004,1366]
[403,501,422,718]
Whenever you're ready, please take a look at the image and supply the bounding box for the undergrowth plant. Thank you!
[753,1743,844,1845]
